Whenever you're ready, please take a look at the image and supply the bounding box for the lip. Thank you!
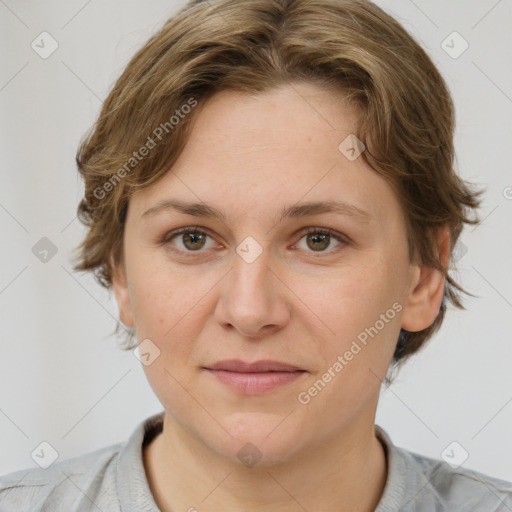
[204,359,304,372]
[203,359,307,394]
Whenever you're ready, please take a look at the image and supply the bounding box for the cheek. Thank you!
[305,263,397,334]
[294,271,400,430]
[127,259,214,369]
[129,279,169,335]
[299,262,402,377]
[126,253,193,334]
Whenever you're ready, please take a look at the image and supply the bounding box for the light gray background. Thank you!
[1,0,511,482]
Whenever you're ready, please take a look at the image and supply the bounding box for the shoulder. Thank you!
[405,449,512,511]
[0,442,122,512]
[375,425,512,511]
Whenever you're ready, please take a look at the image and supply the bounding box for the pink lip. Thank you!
[203,359,307,394]
[205,359,304,372]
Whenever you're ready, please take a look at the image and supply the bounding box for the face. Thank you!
[113,82,446,465]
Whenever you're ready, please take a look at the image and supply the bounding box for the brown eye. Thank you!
[295,227,348,254]
[181,231,207,251]
[160,226,349,258]
[305,232,331,251]
[162,227,215,253]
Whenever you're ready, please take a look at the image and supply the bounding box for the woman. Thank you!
[1,0,511,510]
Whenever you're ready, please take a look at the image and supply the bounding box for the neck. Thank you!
[143,411,388,512]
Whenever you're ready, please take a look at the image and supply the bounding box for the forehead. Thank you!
[129,83,400,227]
[189,82,359,150]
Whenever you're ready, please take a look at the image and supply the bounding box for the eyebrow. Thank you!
[141,199,373,224]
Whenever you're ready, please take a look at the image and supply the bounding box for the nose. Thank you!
[214,251,291,339]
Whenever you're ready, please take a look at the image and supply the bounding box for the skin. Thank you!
[112,82,450,512]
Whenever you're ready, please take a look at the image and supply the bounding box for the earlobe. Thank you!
[400,227,451,333]
[111,254,135,328]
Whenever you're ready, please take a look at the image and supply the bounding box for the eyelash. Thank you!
[158,226,350,257]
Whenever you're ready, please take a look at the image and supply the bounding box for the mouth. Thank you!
[202,359,307,394]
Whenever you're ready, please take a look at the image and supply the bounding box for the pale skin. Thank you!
[112,82,450,512]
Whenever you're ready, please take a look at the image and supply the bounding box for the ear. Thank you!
[401,226,451,333]
[111,253,135,328]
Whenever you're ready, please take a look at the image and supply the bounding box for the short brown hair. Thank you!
[72,0,485,375]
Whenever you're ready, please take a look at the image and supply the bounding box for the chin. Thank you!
[205,412,306,468]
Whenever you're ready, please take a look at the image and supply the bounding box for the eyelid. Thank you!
[159,226,217,247]
[160,225,350,255]
[291,227,350,254]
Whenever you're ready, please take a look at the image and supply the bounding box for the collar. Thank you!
[115,412,410,512]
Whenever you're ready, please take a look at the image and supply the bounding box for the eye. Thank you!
[160,226,217,253]
[294,227,349,254]
[159,226,350,256]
